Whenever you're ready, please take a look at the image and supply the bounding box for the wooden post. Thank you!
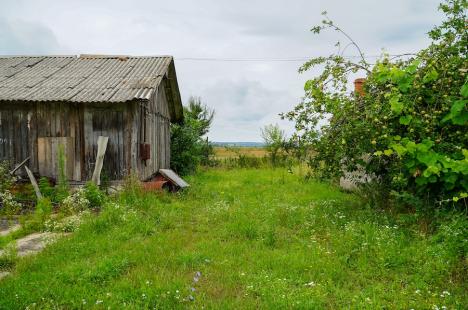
[24,165,42,199]
[91,136,109,185]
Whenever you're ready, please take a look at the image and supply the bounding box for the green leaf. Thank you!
[399,115,412,125]
[390,96,404,114]
[406,59,421,74]
[423,165,440,177]
[415,176,428,186]
[444,99,468,125]
[417,152,438,166]
[451,99,466,114]
[461,83,468,98]
[405,159,416,168]
[384,149,394,156]
[422,69,439,83]
[444,173,458,184]
[398,77,412,93]
[374,151,383,156]
[391,143,407,156]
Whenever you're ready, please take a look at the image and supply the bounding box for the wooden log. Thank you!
[91,136,109,185]
[24,166,42,199]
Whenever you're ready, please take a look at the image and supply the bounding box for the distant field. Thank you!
[213,146,267,159]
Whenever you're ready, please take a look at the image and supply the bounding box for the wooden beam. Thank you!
[9,156,30,175]
[91,136,109,185]
[24,165,42,199]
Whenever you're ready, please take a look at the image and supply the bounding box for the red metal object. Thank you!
[140,143,151,160]
[142,180,168,191]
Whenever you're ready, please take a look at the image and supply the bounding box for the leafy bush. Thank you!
[0,191,22,215]
[170,96,215,175]
[24,197,53,232]
[62,188,90,212]
[284,0,467,209]
[38,177,55,201]
[83,181,106,208]
[0,161,15,193]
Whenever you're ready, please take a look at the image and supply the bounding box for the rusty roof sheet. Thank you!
[0,55,173,103]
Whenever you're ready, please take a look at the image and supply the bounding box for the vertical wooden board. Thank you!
[133,105,139,175]
[166,119,169,167]
[0,112,3,159]
[37,137,45,175]
[117,111,124,178]
[83,108,93,179]
[52,137,58,178]
[66,137,75,180]
[50,105,56,138]
[7,110,12,160]
[21,111,29,162]
[166,119,170,168]
[29,107,38,173]
[0,111,6,159]
[124,106,132,175]
[13,111,20,162]
[78,105,85,181]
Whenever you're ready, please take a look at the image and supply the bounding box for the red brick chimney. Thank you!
[354,78,366,96]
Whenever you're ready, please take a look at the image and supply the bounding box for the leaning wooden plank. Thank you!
[159,169,189,188]
[9,156,30,175]
[24,166,42,199]
[91,136,109,185]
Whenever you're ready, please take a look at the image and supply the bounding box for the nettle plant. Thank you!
[283,0,467,209]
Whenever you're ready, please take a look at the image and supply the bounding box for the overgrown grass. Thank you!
[0,168,466,309]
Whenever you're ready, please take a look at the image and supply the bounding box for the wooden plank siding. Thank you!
[0,80,172,182]
[133,79,172,180]
[83,105,126,181]
[0,108,30,165]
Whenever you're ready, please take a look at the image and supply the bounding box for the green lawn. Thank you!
[0,168,466,309]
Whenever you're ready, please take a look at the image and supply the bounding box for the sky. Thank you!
[0,0,445,142]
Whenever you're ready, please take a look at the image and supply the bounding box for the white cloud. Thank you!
[0,0,445,141]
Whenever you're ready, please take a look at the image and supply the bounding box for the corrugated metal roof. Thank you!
[0,55,173,103]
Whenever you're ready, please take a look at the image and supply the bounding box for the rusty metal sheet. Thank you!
[159,169,189,188]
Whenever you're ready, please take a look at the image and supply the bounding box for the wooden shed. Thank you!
[0,55,183,181]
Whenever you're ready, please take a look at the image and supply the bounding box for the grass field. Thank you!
[0,168,466,309]
[213,146,267,159]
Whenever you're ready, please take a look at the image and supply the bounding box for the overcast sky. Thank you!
[1,0,444,141]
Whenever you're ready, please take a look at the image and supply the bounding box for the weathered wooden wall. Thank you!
[0,102,80,180]
[83,105,127,181]
[35,103,81,180]
[133,79,171,180]
[0,81,172,182]
[0,108,30,167]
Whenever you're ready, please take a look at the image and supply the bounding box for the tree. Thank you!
[283,0,467,209]
[170,97,215,175]
[261,124,286,166]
